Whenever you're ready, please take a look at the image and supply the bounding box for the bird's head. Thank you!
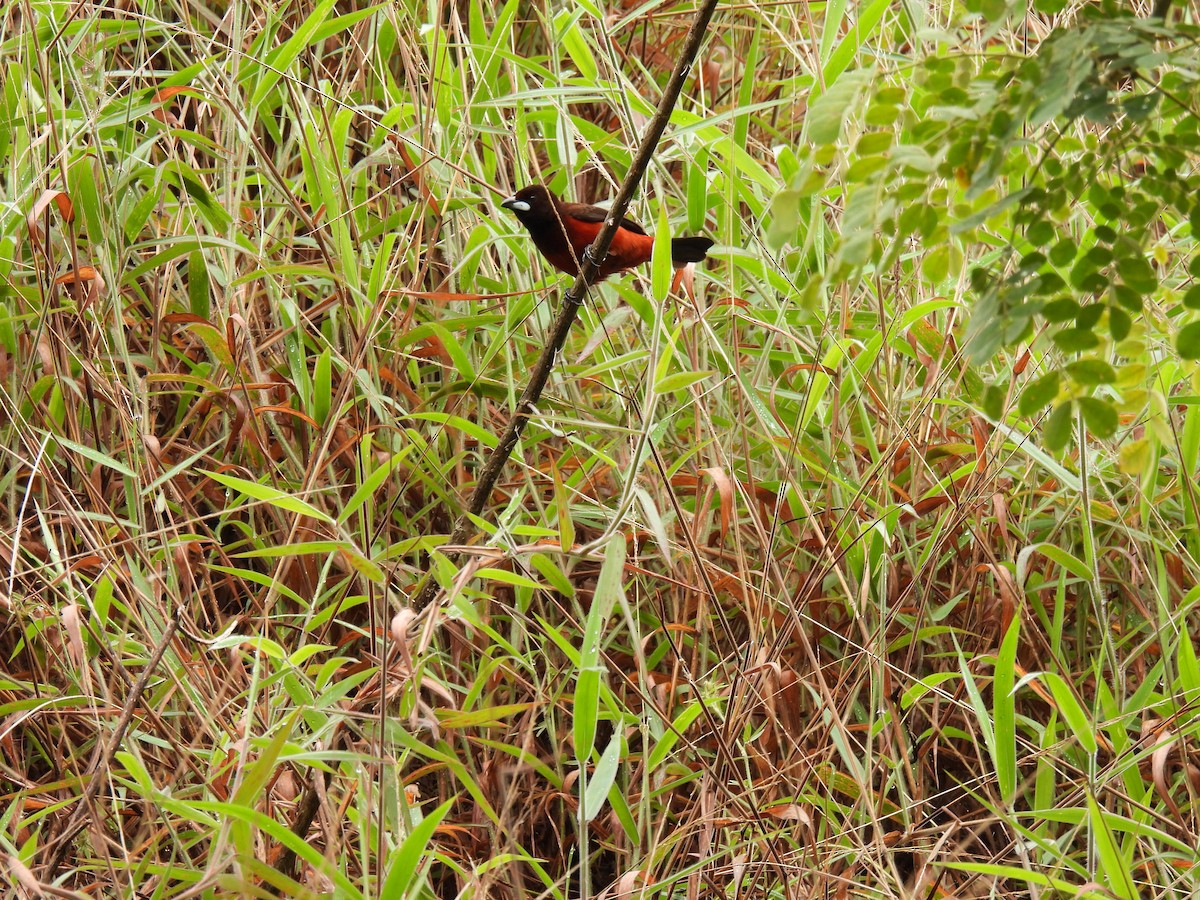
[500,185,558,225]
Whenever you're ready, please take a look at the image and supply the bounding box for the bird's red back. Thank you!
[501,184,712,280]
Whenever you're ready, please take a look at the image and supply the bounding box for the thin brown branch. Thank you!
[410,0,721,613]
[274,6,722,883]
[42,610,181,878]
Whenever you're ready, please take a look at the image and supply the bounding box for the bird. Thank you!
[500,184,714,281]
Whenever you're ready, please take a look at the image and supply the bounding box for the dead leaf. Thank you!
[54,264,106,306]
[27,189,75,246]
[699,466,734,541]
[1146,720,1186,827]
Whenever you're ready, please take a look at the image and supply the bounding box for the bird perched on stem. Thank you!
[501,184,713,281]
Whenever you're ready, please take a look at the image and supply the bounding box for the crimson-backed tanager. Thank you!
[501,185,714,280]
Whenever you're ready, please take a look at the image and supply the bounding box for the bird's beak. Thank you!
[501,196,530,212]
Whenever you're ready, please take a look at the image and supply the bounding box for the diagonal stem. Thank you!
[411,0,720,612]
[43,610,180,877]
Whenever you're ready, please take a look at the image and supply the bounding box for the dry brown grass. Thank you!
[2,0,1199,898]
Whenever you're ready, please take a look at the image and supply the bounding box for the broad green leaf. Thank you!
[1177,320,1200,359]
[1065,359,1116,385]
[474,567,543,590]
[648,701,706,769]
[582,733,622,822]
[553,463,574,553]
[1116,255,1156,293]
[339,449,412,525]
[807,69,871,144]
[900,671,960,709]
[982,382,1006,421]
[233,712,297,807]
[1044,401,1074,451]
[1019,372,1060,415]
[588,535,625,663]
[941,862,1078,892]
[554,9,598,82]
[188,251,210,319]
[1078,396,1117,438]
[204,470,334,524]
[1052,327,1101,353]
[1040,672,1097,754]
[340,546,385,584]
[247,0,338,110]
[994,617,1019,803]
[1176,618,1200,697]
[574,666,601,764]
[176,800,362,898]
[766,189,801,251]
[652,202,671,302]
[437,704,538,729]
[687,153,708,233]
[51,433,137,478]
[380,797,456,899]
[922,245,951,284]
[823,0,887,84]
[846,154,889,182]
[313,348,332,427]
[1117,438,1150,475]
[1088,794,1136,900]
[655,370,712,394]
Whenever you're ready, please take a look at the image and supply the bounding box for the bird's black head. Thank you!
[500,185,559,226]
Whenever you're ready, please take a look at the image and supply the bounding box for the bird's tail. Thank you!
[670,236,715,266]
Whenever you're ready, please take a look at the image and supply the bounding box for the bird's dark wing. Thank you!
[560,201,648,236]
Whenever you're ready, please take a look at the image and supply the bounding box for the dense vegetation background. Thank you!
[3,0,1200,897]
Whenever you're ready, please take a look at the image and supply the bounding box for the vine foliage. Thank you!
[772,1,1200,450]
